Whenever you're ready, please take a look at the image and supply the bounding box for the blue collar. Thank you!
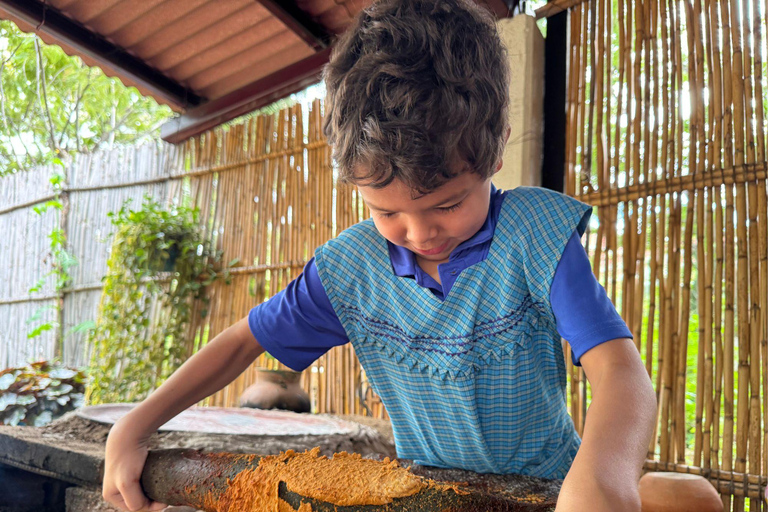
[386,185,506,298]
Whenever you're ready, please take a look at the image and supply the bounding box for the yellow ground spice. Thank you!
[212,447,428,512]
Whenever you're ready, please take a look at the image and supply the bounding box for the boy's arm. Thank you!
[103,316,263,511]
[555,337,656,512]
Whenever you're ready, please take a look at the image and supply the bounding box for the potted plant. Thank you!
[86,195,233,405]
[0,361,85,426]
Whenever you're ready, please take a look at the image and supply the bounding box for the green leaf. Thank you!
[3,407,26,426]
[15,395,37,406]
[32,410,54,426]
[26,305,56,324]
[49,229,66,247]
[0,393,19,412]
[27,323,54,339]
[65,320,96,336]
[49,368,76,380]
[46,384,73,397]
[27,278,48,294]
[0,374,15,391]
[34,377,52,390]
[49,199,64,209]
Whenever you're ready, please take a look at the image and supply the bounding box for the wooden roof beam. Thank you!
[160,46,332,144]
[0,0,203,110]
[255,0,331,51]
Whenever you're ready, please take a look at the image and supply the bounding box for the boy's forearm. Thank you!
[557,341,656,510]
[121,316,264,436]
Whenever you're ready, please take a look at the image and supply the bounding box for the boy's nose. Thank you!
[406,220,436,245]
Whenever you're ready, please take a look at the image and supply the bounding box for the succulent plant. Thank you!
[0,360,85,426]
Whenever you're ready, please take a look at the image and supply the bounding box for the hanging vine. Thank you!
[86,195,233,404]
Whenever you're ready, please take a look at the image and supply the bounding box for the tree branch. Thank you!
[90,103,137,154]
[34,38,58,154]
[58,69,91,148]
[0,42,24,170]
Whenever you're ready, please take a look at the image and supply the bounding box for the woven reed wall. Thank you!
[0,164,60,368]
[0,145,181,369]
[562,0,767,508]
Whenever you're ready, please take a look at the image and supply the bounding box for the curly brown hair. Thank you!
[322,0,510,195]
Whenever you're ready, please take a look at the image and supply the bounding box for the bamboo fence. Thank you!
[563,0,768,508]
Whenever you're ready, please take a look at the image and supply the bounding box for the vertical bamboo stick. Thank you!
[703,0,721,472]
[744,6,764,510]
[729,3,750,510]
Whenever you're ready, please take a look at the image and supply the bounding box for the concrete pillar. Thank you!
[493,14,545,191]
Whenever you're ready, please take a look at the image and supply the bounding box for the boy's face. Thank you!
[357,170,494,266]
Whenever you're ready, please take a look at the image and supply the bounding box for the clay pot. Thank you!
[639,472,723,512]
[239,369,310,413]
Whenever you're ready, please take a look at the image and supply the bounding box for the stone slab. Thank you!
[0,410,396,487]
[77,404,359,436]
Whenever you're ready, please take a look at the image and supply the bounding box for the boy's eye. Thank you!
[437,201,463,213]
[377,212,396,218]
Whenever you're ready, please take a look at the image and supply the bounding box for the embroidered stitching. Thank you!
[341,294,536,355]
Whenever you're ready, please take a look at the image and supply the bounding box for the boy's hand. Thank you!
[100,316,263,511]
[102,417,167,511]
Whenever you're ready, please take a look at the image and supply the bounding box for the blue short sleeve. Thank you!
[248,258,349,371]
[550,231,633,366]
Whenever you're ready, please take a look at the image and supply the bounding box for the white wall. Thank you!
[494,14,545,191]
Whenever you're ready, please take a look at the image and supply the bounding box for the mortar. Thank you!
[140,449,560,511]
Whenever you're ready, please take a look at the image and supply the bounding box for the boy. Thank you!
[102,1,656,510]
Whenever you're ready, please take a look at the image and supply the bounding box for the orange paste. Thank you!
[213,447,428,512]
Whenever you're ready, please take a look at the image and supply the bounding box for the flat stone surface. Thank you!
[0,409,396,487]
[2,410,559,511]
[77,404,360,436]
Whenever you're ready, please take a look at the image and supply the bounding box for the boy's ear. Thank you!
[493,126,512,174]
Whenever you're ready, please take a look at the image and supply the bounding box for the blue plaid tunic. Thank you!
[315,186,592,478]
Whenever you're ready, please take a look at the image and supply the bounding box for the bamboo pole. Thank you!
[729,2,750,510]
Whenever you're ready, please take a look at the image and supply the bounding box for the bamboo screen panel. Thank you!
[563,0,768,508]
[0,145,179,369]
[171,101,383,418]
[0,165,60,368]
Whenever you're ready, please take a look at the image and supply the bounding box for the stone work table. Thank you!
[0,406,561,511]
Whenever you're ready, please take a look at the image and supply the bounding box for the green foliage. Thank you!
[0,21,173,175]
[87,196,232,404]
[0,360,85,426]
[25,166,91,350]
